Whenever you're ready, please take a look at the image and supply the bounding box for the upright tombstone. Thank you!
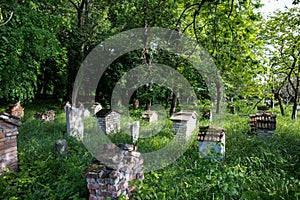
[229,105,235,114]
[133,99,139,110]
[130,121,140,143]
[6,102,24,119]
[69,104,85,140]
[92,102,102,115]
[65,103,71,136]
[53,139,68,154]
[0,112,21,173]
[141,110,158,123]
[202,109,212,121]
[170,110,198,138]
[197,126,225,159]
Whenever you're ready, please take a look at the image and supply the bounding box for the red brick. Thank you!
[111,189,123,198]
[89,189,96,195]
[89,195,97,200]
[100,191,111,197]
[2,143,17,150]
[99,185,107,190]
[108,185,119,192]
[5,139,16,145]
[6,131,18,137]
[5,147,17,153]
[87,183,100,189]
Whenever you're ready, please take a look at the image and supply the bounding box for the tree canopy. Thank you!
[0,0,299,118]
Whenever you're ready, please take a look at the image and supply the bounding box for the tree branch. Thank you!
[0,0,18,27]
[68,0,79,11]
[227,0,234,18]
[176,3,199,28]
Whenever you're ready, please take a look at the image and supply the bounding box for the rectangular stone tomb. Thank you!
[197,126,225,159]
[0,112,21,174]
[249,113,276,137]
[170,110,198,138]
[96,109,121,134]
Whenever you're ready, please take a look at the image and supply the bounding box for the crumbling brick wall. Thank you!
[83,144,143,200]
[0,113,20,173]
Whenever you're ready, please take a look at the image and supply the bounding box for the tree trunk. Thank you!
[274,91,284,116]
[146,99,151,110]
[216,78,222,114]
[170,92,177,116]
[165,90,170,109]
[291,77,299,120]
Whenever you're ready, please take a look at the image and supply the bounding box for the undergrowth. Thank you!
[0,101,299,199]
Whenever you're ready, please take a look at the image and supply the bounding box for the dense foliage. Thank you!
[1,1,299,118]
[0,101,299,199]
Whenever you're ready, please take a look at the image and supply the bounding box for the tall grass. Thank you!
[0,101,299,199]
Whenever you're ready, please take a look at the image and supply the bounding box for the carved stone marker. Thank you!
[53,139,68,154]
[133,99,139,110]
[141,110,158,123]
[6,102,24,119]
[130,121,140,143]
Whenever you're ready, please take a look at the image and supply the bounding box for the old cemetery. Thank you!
[0,99,299,200]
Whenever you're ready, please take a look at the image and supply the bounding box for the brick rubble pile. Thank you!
[83,143,143,200]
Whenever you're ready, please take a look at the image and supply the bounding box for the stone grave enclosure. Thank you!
[0,112,20,174]
[249,113,276,136]
[83,143,143,200]
[197,126,225,159]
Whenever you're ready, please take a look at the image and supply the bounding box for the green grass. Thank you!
[0,101,299,199]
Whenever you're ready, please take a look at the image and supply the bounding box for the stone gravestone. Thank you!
[34,110,55,121]
[69,104,85,141]
[6,101,24,119]
[229,105,235,114]
[141,110,158,123]
[130,121,140,143]
[133,99,139,110]
[53,139,68,154]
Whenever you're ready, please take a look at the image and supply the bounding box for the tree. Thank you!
[0,1,68,102]
[262,7,300,119]
[176,0,264,113]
